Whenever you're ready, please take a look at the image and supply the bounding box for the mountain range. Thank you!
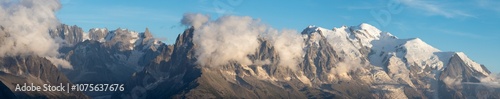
[0,22,499,98]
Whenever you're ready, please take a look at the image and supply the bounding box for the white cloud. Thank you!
[330,61,362,75]
[46,57,73,69]
[476,0,500,12]
[0,0,61,57]
[192,15,264,67]
[183,13,305,70]
[480,73,500,88]
[267,29,305,71]
[253,59,271,66]
[0,0,72,69]
[437,29,485,39]
[181,13,210,29]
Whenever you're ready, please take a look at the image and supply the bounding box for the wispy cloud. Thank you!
[345,5,384,10]
[399,0,474,18]
[476,0,500,12]
[437,29,485,39]
[341,1,384,10]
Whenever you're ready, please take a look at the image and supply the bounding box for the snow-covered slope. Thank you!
[300,23,493,98]
[456,52,489,75]
[87,27,161,51]
[303,23,488,76]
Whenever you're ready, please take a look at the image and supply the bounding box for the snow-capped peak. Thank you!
[300,23,387,51]
[89,28,108,42]
[90,28,103,31]
[349,23,382,37]
[301,25,320,35]
[82,32,90,41]
[301,23,487,75]
[401,38,446,69]
[346,23,384,47]
[455,52,489,75]
[359,23,380,31]
[404,38,440,52]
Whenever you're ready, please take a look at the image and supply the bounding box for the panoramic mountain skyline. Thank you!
[57,0,500,72]
[1,0,500,98]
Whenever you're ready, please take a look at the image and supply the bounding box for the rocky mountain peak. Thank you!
[301,25,320,35]
[89,28,108,42]
[143,27,153,38]
[49,24,84,45]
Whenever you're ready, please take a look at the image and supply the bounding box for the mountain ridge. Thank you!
[47,24,167,98]
[38,21,500,98]
[106,21,499,98]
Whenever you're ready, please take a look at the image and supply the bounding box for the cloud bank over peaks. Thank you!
[181,13,305,70]
[181,13,210,29]
[266,29,305,71]
[0,0,72,69]
[191,15,264,67]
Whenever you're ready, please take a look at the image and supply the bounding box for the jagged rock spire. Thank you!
[144,27,153,38]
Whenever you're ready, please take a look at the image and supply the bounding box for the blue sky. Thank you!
[57,0,500,72]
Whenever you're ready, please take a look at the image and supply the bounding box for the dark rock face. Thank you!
[440,54,483,82]
[143,28,153,38]
[438,54,500,99]
[60,40,167,97]
[49,24,85,45]
[89,28,109,42]
[113,27,199,99]
[62,40,133,84]
[49,24,166,98]
[0,81,16,99]
[0,55,88,99]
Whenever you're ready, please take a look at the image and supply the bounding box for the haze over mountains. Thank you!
[0,0,500,98]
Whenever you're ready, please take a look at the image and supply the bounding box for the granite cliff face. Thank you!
[48,24,165,97]
[49,25,85,46]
